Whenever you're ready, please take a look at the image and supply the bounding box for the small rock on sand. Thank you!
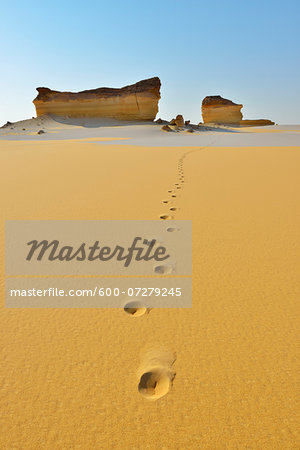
[1,121,12,128]
[161,125,173,132]
[175,115,184,127]
[37,130,45,135]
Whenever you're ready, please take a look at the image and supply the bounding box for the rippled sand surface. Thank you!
[0,120,299,448]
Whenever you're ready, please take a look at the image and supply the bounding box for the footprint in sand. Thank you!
[166,227,179,232]
[170,207,179,212]
[124,300,148,317]
[160,214,173,220]
[138,347,176,401]
[154,264,173,274]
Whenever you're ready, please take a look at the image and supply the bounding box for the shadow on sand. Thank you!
[50,115,157,129]
[50,115,242,133]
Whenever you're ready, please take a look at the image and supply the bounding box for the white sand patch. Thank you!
[1,115,299,146]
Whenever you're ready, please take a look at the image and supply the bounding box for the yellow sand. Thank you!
[0,139,299,449]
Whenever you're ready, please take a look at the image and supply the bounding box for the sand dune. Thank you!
[0,120,299,448]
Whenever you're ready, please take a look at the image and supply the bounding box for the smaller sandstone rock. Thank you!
[202,96,243,124]
[185,120,190,125]
[156,118,163,124]
[161,125,173,132]
[175,115,184,127]
[22,128,26,131]
[37,129,45,134]
[169,119,176,125]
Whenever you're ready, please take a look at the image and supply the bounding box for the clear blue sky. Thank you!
[1,0,299,125]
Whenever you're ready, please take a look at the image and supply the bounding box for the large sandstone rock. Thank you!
[33,77,161,121]
[202,96,243,124]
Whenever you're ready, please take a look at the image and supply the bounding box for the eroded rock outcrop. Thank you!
[202,96,243,124]
[33,77,161,121]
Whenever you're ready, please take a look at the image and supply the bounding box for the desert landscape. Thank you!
[0,75,299,449]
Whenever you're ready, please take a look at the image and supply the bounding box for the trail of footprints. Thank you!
[126,146,214,399]
[123,153,188,400]
[160,154,185,220]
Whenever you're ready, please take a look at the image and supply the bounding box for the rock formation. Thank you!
[202,96,243,124]
[201,95,274,126]
[33,77,161,121]
[169,115,185,127]
[174,115,184,127]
